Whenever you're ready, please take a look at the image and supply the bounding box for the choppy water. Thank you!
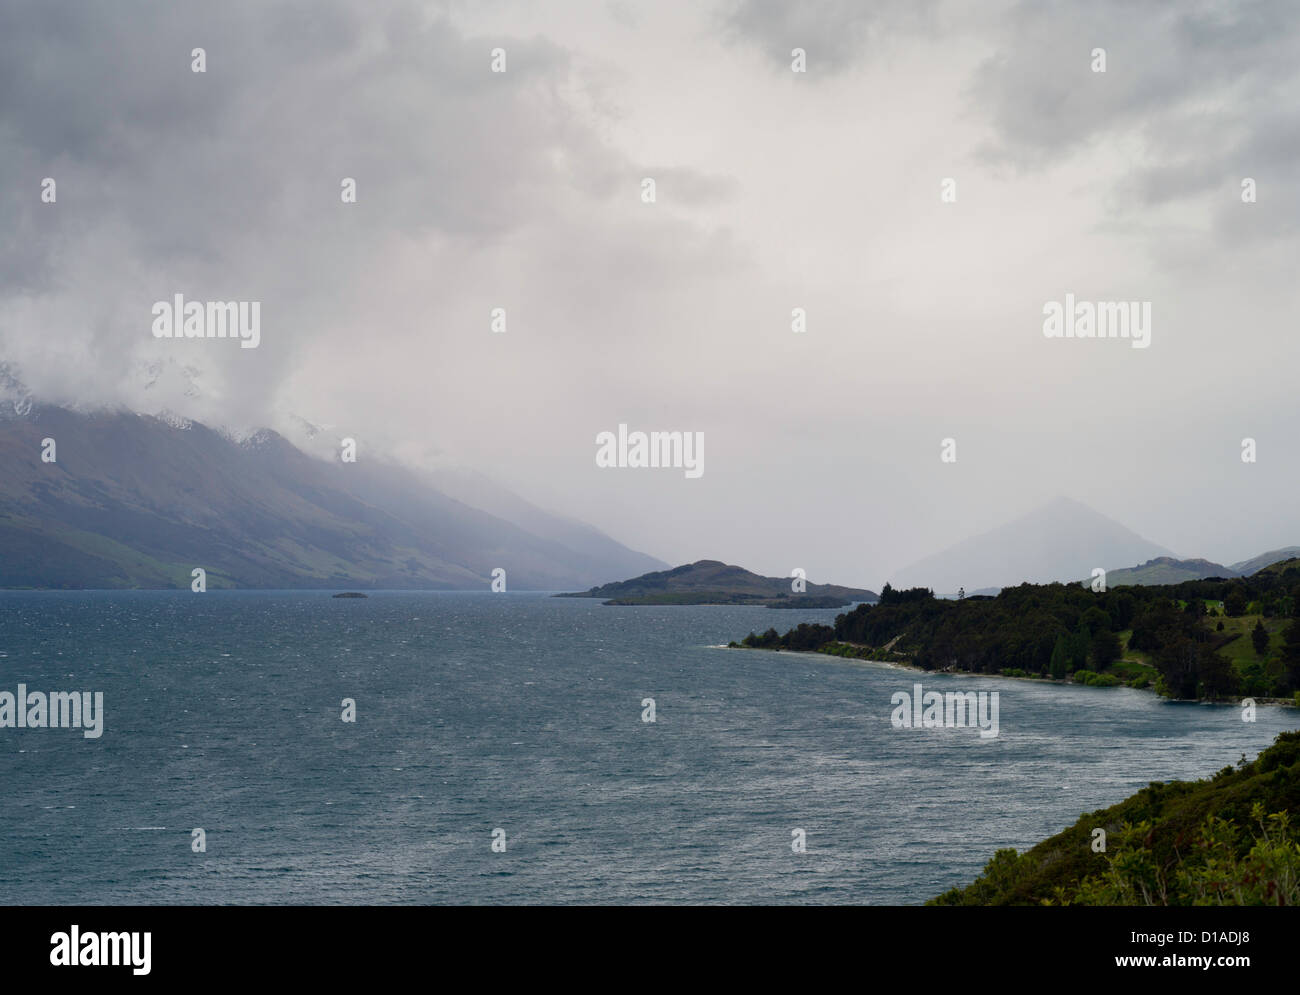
[0,590,1294,904]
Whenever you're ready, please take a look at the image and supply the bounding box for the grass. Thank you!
[1115,629,1155,668]
[1213,614,1288,667]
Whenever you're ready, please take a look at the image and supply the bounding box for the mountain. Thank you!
[891,496,1174,594]
[557,559,878,607]
[421,465,660,581]
[1249,556,1300,579]
[1099,556,1236,587]
[1231,547,1300,576]
[0,400,664,590]
[1088,548,1300,588]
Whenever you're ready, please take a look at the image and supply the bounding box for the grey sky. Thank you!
[1,0,1297,588]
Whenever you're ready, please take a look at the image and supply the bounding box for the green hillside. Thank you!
[1099,555,1235,587]
[931,730,1300,905]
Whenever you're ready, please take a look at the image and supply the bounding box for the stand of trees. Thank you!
[736,562,1300,701]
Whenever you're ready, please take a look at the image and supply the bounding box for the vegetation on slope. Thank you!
[931,730,1300,905]
[733,562,1300,701]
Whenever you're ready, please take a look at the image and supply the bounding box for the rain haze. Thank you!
[2,0,1298,589]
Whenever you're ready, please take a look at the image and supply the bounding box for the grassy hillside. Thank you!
[1232,548,1300,576]
[1100,556,1235,587]
[931,730,1300,905]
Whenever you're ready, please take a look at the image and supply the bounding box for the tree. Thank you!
[1110,592,1138,630]
[1197,647,1239,700]
[1049,634,1069,679]
[1224,589,1248,618]
[1069,626,1092,671]
[1081,606,1112,633]
[1252,620,1269,657]
[1091,629,1123,670]
[1156,638,1201,699]
[1281,615,1300,694]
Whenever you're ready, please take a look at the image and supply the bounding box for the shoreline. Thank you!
[723,642,1299,707]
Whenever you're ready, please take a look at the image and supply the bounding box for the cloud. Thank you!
[970,0,1300,239]
[718,0,938,73]
[1,0,1297,583]
[0,0,661,423]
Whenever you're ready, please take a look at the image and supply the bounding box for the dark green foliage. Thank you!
[739,623,834,652]
[737,569,1300,700]
[1073,670,1121,687]
[877,582,935,606]
[1282,614,1300,694]
[1252,619,1270,656]
[931,731,1300,906]
[1049,635,1069,679]
[1224,588,1248,617]
[1090,629,1122,670]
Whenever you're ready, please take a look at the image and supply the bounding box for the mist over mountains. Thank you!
[0,391,663,590]
[890,496,1173,593]
[890,496,1297,595]
[1,365,1293,594]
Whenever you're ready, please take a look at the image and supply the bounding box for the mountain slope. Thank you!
[1099,556,1236,586]
[421,465,662,584]
[0,402,663,589]
[1251,556,1300,579]
[1232,547,1300,576]
[892,496,1174,594]
[1085,548,1300,588]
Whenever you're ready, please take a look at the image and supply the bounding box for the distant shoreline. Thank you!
[724,642,1299,706]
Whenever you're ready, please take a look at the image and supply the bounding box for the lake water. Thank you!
[1,590,1294,905]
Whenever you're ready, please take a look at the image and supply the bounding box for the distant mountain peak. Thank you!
[892,497,1174,593]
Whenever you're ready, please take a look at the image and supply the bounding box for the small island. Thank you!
[556,559,877,608]
[332,591,369,598]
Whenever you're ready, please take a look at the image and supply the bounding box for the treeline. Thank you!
[734,564,1300,701]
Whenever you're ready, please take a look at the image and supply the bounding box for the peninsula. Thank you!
[733,560,1300,703]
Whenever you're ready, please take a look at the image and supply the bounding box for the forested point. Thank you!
[731,561,1300,702]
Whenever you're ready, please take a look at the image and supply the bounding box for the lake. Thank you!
[1,590,1294,904]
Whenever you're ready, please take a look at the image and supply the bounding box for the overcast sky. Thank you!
[2,0,1298,588]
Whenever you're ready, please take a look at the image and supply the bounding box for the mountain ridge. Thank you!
[0,399,665,590]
